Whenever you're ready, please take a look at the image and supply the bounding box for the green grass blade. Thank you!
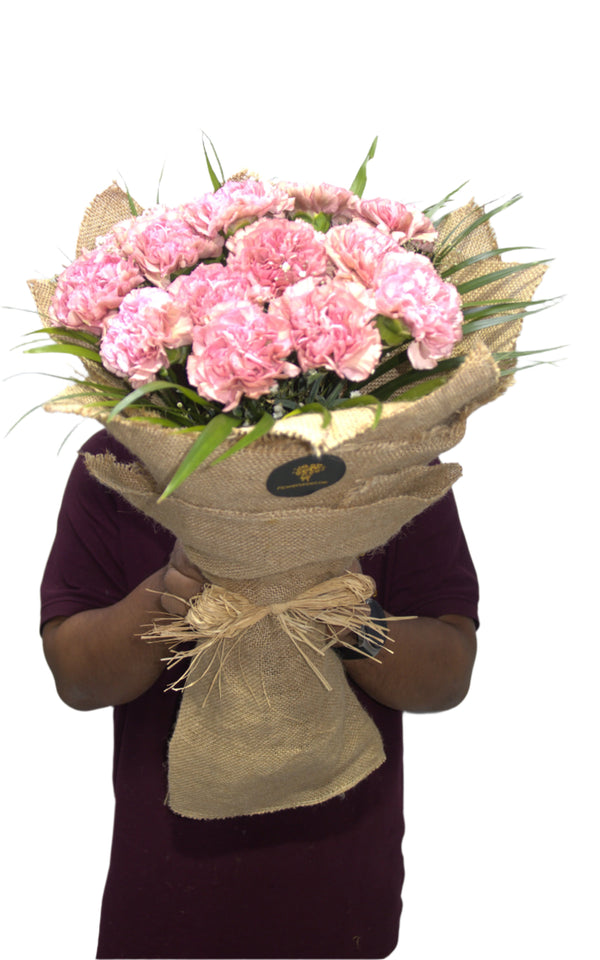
[125,414,187,427]
[395,376,447,402]
[435,195,522,264]
[156,159,166,204]
[5,401,51,437]
[118,174,139,216]
[25,343,102,363]
[370,357,464,401]
[454,259,552,296]
[107,380,211,421]
[440,246,538,279]
[22,326,100,344]
[349,136,378,198]
[335,394,383,426]
[461,296,559,320]
[202,131,225,191]
[282,402,332,427]
[212,412,276,464]
[158,414,241,500]
[423,182,469,220]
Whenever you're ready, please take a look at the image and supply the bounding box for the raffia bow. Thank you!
[147,572,410,700]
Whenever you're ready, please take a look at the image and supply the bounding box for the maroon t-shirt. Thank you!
[41,430,479,960]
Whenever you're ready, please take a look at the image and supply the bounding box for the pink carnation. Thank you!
[281,181,356,218]
[325,220,399,288]
[49,247,145,334]
[209,179,294,234]
[179,192,220,238]
[187,301,299,410]
[100,287,188,386]
[352,198,437,244]
[226,218,328,302]
[168,263,251,327]
[374,251,463,369]
[113,207,223,286]
[270,278,382,381]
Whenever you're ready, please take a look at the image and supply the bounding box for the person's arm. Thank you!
[342,613,477,713]
[42,544,205,712]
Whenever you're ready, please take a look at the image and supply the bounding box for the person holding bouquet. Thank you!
[41,428,478,959]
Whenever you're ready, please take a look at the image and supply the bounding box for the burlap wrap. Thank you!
[33,184,547,819]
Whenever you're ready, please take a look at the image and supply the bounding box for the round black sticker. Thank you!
[267,455,346,497]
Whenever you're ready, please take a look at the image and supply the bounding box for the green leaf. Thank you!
[5,401,51,437]
[422,182,469,221]
[107,380,211,421]
[212,412,276,464]
[22,326,100,345]
[395,376,447,402]
[335,394,383,427]
[370,357,464,401]
[494,345,565,360]
[434,195,522,264]
[158,414,241,500]
[349,136,378,198]
[439,246,538,279]
[313,212,331,233]
[461,296,559,320]
[25,343,102,363]
[125,414,187,428]
[376,314,411,347]
[282,402,332,427]
[202,131,225,191]
[156,159,166,204]
[118,174,139,216]
[454,259,552,296]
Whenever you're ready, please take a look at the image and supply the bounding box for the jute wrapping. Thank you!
[32,185,547,819]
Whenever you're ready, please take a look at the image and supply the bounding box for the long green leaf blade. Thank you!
[423,181,469,220]
[25,343,102,363]
[349,136,378,198]
[107,380,211,421]
[202,131,225,191]
[454,259,551,296]
[396,376,447,402]
[282,402,332,427]
[440,246,538,279]
[22,326,100,344]
[435,195,522,264]
[159,414,240,500]
[212,412,276,464]
[335,394,383,427]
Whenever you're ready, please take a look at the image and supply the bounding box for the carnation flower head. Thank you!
[281,181,356,219]
[352,197,437,244]
[226,218,328,302]
[113,206,223,286]
[49,246,145,334]
[100,287,188,386]
[270,277,382,381]
[374,251,463,369]
[325,220,399,288]
[209,178,294,234]
[187,300,300,410]
[169,263,252,328]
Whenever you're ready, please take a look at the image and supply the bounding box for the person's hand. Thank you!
[161,541,207,616]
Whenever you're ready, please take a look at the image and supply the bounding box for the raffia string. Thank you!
[146,572,411,700]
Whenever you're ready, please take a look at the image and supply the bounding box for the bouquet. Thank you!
[27,140,551,818]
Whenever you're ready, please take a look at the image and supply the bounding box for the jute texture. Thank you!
[33,185,547,819]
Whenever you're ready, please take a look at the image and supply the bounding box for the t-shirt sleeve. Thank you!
[361,486,479,627]
[40,430,174,629]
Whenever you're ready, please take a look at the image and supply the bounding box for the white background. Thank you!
[1,2,597,958]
